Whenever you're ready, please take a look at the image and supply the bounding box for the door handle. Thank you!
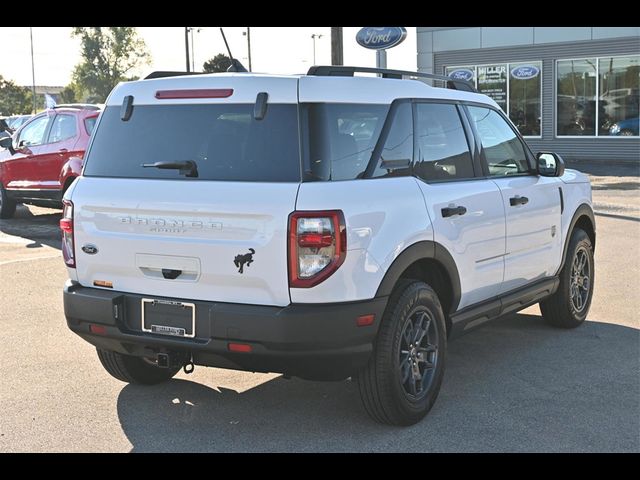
[510,195,529,206]
[441,205,467,218]
[58,148,68,153]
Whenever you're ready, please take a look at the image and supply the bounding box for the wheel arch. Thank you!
[375,241,461,333]
[559,203,596,274]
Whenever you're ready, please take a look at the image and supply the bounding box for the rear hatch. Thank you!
[71,75,300,306]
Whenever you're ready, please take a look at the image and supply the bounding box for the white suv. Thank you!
[61,66,595,425]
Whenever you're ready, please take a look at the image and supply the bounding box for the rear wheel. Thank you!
[540,228,594,328]
[356,281,447,425]
[0,185,16,219]
[96,348,182,385]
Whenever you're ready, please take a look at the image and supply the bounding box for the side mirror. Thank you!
[537,151,565,177]
[0,136,15,155]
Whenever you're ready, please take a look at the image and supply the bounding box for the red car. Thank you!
[0,105,101,218]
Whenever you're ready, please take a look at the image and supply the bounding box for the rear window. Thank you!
[83,104,301,182]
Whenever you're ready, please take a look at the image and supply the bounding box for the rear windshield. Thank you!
[83,104,301,182]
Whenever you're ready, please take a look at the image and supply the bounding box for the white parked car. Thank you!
[61,66,595,425]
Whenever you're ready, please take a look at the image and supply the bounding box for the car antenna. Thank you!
[220,28,248,73]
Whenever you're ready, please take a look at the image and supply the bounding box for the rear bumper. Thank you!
[63,281,388,380]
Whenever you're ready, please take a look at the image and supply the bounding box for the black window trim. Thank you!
[460,101,537,179]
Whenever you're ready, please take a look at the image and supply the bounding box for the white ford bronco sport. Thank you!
[62,66,595,425]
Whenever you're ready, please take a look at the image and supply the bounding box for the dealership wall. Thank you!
[417,27,640,163]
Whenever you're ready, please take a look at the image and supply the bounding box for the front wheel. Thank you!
[96,349,182,385]
[356,281,447,426]
[540,228,594,328]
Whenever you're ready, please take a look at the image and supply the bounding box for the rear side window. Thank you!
[84,116,97,135]
[84,104,301,182]
[305,103,389,181]
[414,103,474,181]
[48,114,77,143]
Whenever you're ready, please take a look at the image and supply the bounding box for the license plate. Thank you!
[141,299,196,338]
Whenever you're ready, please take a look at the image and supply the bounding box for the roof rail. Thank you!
[54,104,101,111]
[144,71,206,80]
[306,65,477,93]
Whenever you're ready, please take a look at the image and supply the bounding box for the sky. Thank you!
[0,27,417,87]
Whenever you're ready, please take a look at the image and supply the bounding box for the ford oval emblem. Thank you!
[81,244,98,255]
[448,69,474,82]
[511,65,540,80]
[356,27,407,50]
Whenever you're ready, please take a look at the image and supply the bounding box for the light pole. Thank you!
[184,27,190,72]
[29,27,36,114]
[187,27,202,72]
[311,33,323,65]
[242,27,252,72]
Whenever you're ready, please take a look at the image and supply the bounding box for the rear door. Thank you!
[72,78,301,307]
[39,112,80,189]
[413,102,506,310]
[466,105,562,292]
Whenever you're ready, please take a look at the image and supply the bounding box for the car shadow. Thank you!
[0,204,61,250]
[116,313,640,452]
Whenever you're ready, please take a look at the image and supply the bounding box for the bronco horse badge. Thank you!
[233,248,255,274]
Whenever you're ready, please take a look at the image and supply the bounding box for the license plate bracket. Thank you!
[141,299,196,338]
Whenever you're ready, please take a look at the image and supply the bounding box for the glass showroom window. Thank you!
[447,63,542,137]
[509,62,542,136]
[557,59,598,136]
[599,56,639,137]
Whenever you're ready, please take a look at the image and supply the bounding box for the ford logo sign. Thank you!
[448,69,474,82]
[356,27,407,50]
[511,65,540,80]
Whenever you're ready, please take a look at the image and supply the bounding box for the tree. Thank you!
[71,27,150,103]
[0,75,33,116]
[203,54,231,73]
[59,83,79,104]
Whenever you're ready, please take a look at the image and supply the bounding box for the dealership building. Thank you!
[416,27,640,163]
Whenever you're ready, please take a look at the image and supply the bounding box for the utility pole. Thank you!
[331,27,343,66]
[184,27,190,72]
[311,33,323,65]
[243,27,252,72]
[29,27,37,114]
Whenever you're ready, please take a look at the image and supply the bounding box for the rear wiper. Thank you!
[141,160,198,178]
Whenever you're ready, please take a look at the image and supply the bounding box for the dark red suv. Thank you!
[0,105,101,218]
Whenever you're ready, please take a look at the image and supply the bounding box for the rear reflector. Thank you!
[89,324,107,335]
[356,314,375,327]
[93,280,113,288]
[155,89,233,99]
[228,343,252,353]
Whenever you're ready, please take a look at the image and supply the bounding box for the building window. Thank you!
[446,62,542,137]
[557,55,639,137]
[599,56,639,137]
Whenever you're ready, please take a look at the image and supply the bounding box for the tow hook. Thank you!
[157,353,170,368]
[183,360,195,374]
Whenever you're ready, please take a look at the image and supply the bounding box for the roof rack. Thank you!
[54,104,101,111]
[306,66,477,93]
[144,71,206,80]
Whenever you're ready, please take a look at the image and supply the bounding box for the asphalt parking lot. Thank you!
[0,165,638,452]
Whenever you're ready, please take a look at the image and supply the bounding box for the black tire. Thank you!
[96,348,182,385]
[0,185,17,219]
[356,281,447,426]
[540,228,594,328]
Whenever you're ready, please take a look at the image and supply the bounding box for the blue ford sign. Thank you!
[448,69,474,82]
[511,65,540,80]
[356,27,407,50]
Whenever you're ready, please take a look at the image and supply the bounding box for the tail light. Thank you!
[288,210,346,288]
[59,199,75,268]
